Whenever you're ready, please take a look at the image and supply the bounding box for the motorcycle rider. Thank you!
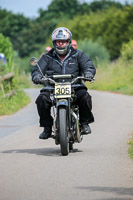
[45,46,52,53]
[40,46,52,58]
[0,53,7,64]
[71,40,78,49]
[31,27,96,139]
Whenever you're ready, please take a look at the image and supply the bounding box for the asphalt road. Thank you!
[0,89,133,200]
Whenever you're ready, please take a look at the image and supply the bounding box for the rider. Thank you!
[31,27,96,139]
[0,53,7,64]
[40,46,52,58]
[71,40,78,49]
[45,46,52,53]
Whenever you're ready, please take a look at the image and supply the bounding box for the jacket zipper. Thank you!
[46,49,72,74]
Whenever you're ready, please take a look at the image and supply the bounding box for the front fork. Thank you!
[53,98,82,144]
[54,98,70,145]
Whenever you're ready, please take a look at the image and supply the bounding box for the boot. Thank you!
[39,127,52,139]
[81,124,91,135]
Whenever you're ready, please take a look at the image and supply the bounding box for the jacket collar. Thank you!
[47,47,77,59]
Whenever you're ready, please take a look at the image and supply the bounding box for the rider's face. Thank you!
[56,40,67,48]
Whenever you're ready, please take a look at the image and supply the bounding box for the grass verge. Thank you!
[127,133,133,160]
[86,58,133,160]
[0,90,31,115]
[86,58,133,95]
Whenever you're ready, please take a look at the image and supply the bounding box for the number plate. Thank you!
[55,83,71,98]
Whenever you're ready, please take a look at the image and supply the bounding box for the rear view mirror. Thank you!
[30,57,38,66]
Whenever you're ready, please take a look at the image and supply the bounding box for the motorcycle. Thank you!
[30,57,94,156]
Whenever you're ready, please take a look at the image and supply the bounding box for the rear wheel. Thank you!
[59,107,69,156]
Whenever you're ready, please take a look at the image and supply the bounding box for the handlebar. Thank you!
[30,58,95,85]
[71,76,95,84]
[40,75,95,85]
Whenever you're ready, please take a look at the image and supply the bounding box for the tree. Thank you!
[89,0,123,12]
[0,8,30,55]
[78,39,110,65]
[121,40,133,61]
[0,0,128,59]
[62,5,133,59]
[97,6,133,59]
[15,21,53,57]
[37,0,81,21]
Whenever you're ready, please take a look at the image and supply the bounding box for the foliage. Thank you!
[87,58,133,95]
[15,21,53,57]
[98,6,133,59]
[78,39,110,66]
[37,0,124,21]
[13,44,45,74]
[0,8,30,56]
[89,0,123,11]
[0,0,127,59]
[66,5,133,59]
[38,0,81,20]
[0,33,14,73]
[121,40,133,61]
[0,90,30,115]
[0,33,31,116]
[127,133,133,159]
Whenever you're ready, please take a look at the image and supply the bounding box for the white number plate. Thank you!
[55,83,71,98]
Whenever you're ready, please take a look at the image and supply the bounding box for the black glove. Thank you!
[84,73,93,81]
[32,74,42,84]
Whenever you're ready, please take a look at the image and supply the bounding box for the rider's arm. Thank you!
[77,50,96,78]
[31,54,49,81]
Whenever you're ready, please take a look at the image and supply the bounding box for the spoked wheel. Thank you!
[59,107,69,156]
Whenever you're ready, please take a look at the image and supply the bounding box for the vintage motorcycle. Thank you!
[30,57,94,156]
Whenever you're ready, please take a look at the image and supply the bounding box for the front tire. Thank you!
[59,107,69,156]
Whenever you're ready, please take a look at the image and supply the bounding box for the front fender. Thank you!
[56,99,68,107]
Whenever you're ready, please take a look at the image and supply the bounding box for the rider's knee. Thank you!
[36,92,52,108]
[35,94,43,105]
[80,93,92,110]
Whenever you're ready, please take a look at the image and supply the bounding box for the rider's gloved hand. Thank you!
[84,73,93,81]
[32,74,42,84]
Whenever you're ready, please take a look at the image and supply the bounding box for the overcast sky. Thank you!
[0,0,132,18]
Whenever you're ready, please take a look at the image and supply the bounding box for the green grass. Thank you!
[127,133,133,159]
[0,90,31,115]
[86,58,133,160]
[87,58,133,95]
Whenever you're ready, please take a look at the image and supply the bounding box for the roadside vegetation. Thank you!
[87,58,133,95]
[128,133,133,159]
[0,33,30,115]
[127,133,133,159]
[86,39,133,95]
[85,39,133,159]
[0,90,30,115]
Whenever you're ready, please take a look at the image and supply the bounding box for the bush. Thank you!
[78,39,110,67]
[13,44,46,74]
[0,33,14,73]
[0,34,31,116]
[121,40,133,61]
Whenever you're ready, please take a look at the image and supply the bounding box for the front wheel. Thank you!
[59,107,69,156]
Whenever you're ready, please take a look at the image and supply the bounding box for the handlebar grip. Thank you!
[84,77,95,82]
[40,78,46,84]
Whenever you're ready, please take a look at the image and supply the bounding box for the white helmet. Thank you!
[52,27,72,55]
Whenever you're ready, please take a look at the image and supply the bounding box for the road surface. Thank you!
[0,89,133,200]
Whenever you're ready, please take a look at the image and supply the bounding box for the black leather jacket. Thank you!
[31,47,96,82]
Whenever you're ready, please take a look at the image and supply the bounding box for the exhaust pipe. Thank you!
[71,111,82,143]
